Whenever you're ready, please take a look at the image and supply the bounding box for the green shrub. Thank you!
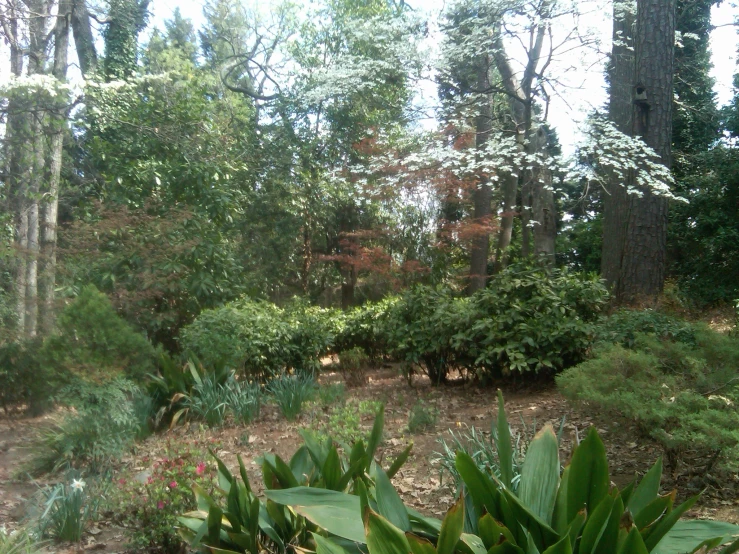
[338,347,370,387]
[41,285,158,381]
[307,399,383,445]
[407,399,438,434]
[558,327,739,473]
[463,264,609,377]
[595,308,696,347]
[317,382,346,407]
[0,339,51,413]
[268,374,316,420]
[27,379,147,475]
[110,445,217,554]
[335,297,397,362]
[283,299,341,374]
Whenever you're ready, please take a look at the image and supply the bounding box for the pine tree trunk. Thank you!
[601,5,635,289]
[616,0,675,304]
[71,0,97,75]
[468,57,494,293]
[531,126,556,263]
[493,172,518,273]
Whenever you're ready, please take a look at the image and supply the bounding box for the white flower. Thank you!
[71,478,86,492]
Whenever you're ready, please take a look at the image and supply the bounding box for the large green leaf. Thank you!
[313,533,354,554]
[437,495,465,554]
[541,535,573,554]
[651,520,739,554]
[627,458,663,519]
[265,487,365,543]
[617,527,649,554]
[495,390,514,491]
[518,425,560,525]
[643,495,700,551]
[366,405,385,470]
[407,534,437,554]
[566,427,609,524]
[374,464,412,532]
[365,509,413,554]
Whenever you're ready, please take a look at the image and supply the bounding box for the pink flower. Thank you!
[157,501,164,509]
[118,478,126,485]
[147,476,153,484]
[169,481,178,489]
[196,462,206,475]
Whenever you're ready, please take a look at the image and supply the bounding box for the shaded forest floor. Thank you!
[2,365,739,553]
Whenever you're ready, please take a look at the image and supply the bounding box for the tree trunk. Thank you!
[493,172,518,272]
[615,0,675,304]
[39,0,71,335]
[71,0,97,75]
[530,127,556,263]
[601,4,635,289]
[468,57,494,293]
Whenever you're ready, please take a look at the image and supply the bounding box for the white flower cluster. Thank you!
[567,115,684,201]
[0,74,72,97]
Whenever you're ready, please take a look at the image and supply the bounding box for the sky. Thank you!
[145,0,739,153]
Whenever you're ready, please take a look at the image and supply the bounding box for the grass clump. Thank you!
[224,380,262,424]
[33,476,99,542]
[268,374,316,420]
[407,399,438,434]
[316,382,346,408]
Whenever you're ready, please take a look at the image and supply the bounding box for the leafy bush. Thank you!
[558,327,739,473]
[334,297,397,362]
[595,308,696,347]
[27,379,148,475]
[41,285,158,381]
[306,399,383,445]
[35,476,98,542]
[0,339,50,413]
[268,374,316,420]
[181,298,337,380]
[338,347,370,387]
[407,399,438,434]
[111,445,217,554]
[462,264,609,377]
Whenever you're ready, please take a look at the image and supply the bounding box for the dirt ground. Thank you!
[2,365,738,553]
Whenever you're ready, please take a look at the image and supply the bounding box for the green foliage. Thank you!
[181,299,336,380]
[338,347,370,387]
[558,326,739,473]
[0,339,48,412]
[0,527,43,554]
[177,406,412,553]
[335,298,398,362]
[27,379,149,475]
[35,477,98,542]
[268,374,317,421]
[42,285,158,381]
[184,373,229,427]
[407,399,438,434]
[307,399,383,445]
[317,382,347,408]
[256,393,739,554]
[595,309,696,348]
[110,445,217,553]
[224,380,262,424]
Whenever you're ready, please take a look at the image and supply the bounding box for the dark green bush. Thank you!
[338,347,370,386]
[594,308,696,347]
[463,265,609,378]
[41,285,159,381]
[558,327,739,473]
[334,297,397,362]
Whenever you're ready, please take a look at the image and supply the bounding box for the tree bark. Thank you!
[530,127,556,263]
[601,4,635,289]
[468,55,494,293]
[71,0,97,75]
[615,0,675,304]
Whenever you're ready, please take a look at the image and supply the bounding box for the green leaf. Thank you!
[487,543,525,554]
[313,533,354,554]
[518,425,560,525]
[387,443,413,479]
[579,493,615,554]
[437,494,465,554]
[643,494,700,551]
[650,519,739,554]
[365,508,413,554]
[407,534,437,554]
[634,492,674,531]
[541,535,572,554]
[207,506,222,547]
[495,390,514,491]
[566,427,609,524]
[210,451,234,493]
[237,454,252,492]
[374,464,412,532]
[616,527,649,554]
[323,445,343,491]
[366,405,385,470]
[552,466,571,535]
[627,458,663,518]
[265,487,365,543]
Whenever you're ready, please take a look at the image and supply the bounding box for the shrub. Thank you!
[462,264,609,378]
[595,308,696,347]
[268,374,316,420]
[0,339,50,413]
[184,373,228,427]
[27,379,148,475]
[35,476,98,542]
[338,347,370,387]
[558,327,739,473]
[110,445,217,554]
[335,297,397,362]
[41,285,158,381]
[407,399,438,434]
[283,299,341,374]
[307,399,383,445]
[316,382,346,408]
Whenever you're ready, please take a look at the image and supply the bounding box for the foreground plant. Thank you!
[0,526,44,554]
[36,478,97,542]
